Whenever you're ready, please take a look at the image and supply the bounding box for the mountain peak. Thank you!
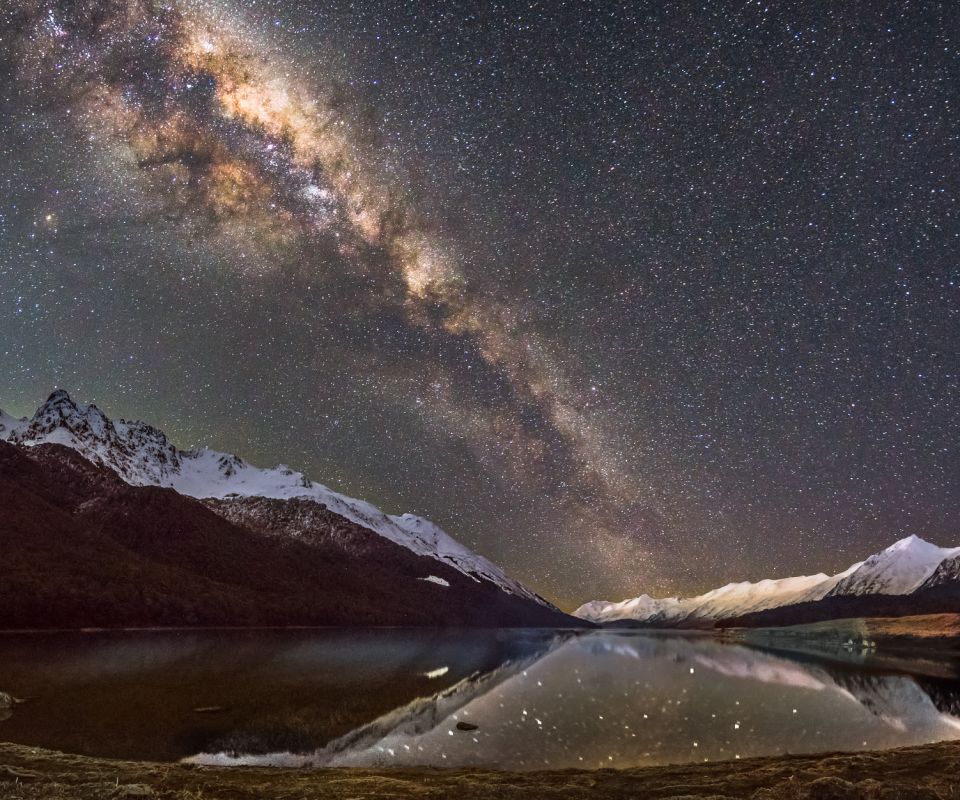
[886,534,930,552]
[825,535,960,599]
[45,388,74,405]
[7,390,180,485]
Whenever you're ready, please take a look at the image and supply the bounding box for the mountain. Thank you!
[0,438,585,628]
[0,390,549,609]
[575,536,960,628]
[825,535,960,598]
[0,391,587,629]
[575,594,694,627]
[574,564,861,628]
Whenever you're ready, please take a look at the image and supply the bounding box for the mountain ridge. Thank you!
[575,535,960,628]
[0,437,585,628]
[0,390,550,610]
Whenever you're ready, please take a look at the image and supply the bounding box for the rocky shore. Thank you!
[0,739,958,799]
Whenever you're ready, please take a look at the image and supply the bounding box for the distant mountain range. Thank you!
[575,535,960,628]
[0,391,585,629]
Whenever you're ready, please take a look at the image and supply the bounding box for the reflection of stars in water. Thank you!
[232,633,958,774]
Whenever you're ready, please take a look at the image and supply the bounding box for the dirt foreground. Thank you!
[0,739,958,799]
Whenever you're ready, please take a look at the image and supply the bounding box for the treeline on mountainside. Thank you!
[0,440,575,629]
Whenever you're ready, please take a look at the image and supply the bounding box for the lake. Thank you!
[0,627,957,770]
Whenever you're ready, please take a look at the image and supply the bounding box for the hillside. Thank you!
[0,439,585,629]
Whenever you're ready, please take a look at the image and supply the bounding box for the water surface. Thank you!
[0,627,957,770]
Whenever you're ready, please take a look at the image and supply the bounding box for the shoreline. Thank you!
[1,739,958,799]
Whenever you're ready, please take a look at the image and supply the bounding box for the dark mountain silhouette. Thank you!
[0,440,588,629]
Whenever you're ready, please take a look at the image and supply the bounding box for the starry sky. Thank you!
[2,0,959,610]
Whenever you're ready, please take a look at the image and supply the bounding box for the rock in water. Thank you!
[456,721,479,731]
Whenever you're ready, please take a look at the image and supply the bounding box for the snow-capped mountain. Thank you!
[574,565,860,626]
[574,536,960,627]
[825,535,960,598]
[681,567,862,622]
[0,390,548,608]
[575,594,694,626]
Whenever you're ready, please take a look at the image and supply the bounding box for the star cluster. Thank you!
[2,0,959,609]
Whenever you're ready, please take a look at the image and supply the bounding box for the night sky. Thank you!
[2,0,959,610]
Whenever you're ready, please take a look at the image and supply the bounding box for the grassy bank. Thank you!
[1,739,958,799]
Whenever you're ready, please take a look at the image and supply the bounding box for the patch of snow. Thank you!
[420,575,450,587]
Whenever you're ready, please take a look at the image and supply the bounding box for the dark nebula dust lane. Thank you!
[2,0,959,609]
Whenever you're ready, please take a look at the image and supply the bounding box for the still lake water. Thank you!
[0,627,958,770]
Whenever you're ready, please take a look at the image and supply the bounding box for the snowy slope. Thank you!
[824,535,960,598]
[681,566,863,623]
[0,408,27,441]
[575,595,694,626]
[574,565,862,626]
[573,534,960,626]
[920,554,960,590]
[1,390,548,607]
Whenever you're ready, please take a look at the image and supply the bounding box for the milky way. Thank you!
[2,0,959,608]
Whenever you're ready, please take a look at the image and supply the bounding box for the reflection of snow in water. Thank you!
[424,666,449,679]
[689,649,832,691]
[187,632,960,771]
[185,632,574,768]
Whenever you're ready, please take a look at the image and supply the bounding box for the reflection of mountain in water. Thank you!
[187,631,577,766]
[0,628,572,762]
[187,631,960,771]
[824,671,945,730]
[591,634,957,727]
[913,678,960,720]
[732,622,960,724]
